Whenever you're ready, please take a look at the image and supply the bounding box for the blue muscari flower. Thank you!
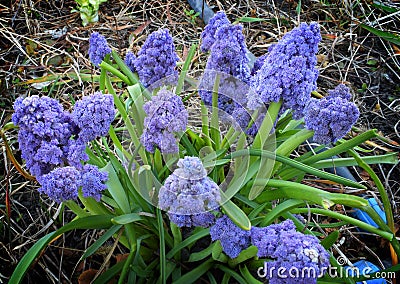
[327,83,351,100]
[81,164,108,201]
[66,140,89,168]
[251,220,296,258]
[199,24,251,126]
[134,29,179,88]
[158,157,220,228]
[304,85,359,144]
[13,95,110,203]
[248,22,321,119]
[210,215,251,258]
[37,166,82,202]
[169,212,216,228]
[124,51,136,72]
[12,96,73,176]
[251,220,330,284]
[201,11,231,52]
[89,32,112,66]
[141,89,188,153]
[72,91,115,143]
[251,53,268,76]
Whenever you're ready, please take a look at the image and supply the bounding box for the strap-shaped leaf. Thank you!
[221,198,251,231]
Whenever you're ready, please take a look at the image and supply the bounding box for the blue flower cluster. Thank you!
[249,22,321,119]
[327,83,351,100]
[124,51,136,73]
[251,220,296,258]
[141,89,188,153]
[72,92,115,143]
[134,29,179,88]
[199,15,251,128]
[81,164,108,201]
[89,32,112,66]
[158,157,220,228]
[13,94,114,202]
[304,84,359,144]
[12,96,73,177]
[252,220,330,284]
[251,54,268,76]
[210,215,251,258]
[201,11,230,52]
[37,167,81,203]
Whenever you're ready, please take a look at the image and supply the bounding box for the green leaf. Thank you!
[372,1,399,13]
[112,213,142,224]
[103,162,131,213]
[360,23,400,46]
[79,225,122,262]
[188,243,215,262]
[239,265,263,284]
[221,198,251,230]
[296,0,301,15]
[312,153,398,169]
[166,228,210,259]
[10,215,113,284]
[260,199,304,226]
[99,61,131,85]
[111,50,138,85]
[237,16,269,23]
[172,259,214,284]
[176,44,197,96]
[228,246,258,267]
[212,240,228,263]
[227,149,366,190]
[320,230,340,249]
[255,179,369,209]
[216,265,248,284]
[210,75,221,150]
[157,208,166,284]
[93,258,127,284]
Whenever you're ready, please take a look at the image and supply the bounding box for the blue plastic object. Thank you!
[353,198,387,228]
[345,260,386,283]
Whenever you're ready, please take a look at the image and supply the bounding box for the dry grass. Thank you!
[1,0,399,282]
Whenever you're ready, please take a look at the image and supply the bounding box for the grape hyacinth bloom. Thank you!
[89,32,112,66]
[252,220,330,284]
[210,215,251,258]
[251,53,268,76]
[304,84,359,144]
[158,157,220,228]
[249,22,322,119]
[141,89,188,153]
[12,96,73,176]
[200,11,231,52]
[327,83,351,100]
[13,95,111,203]
[66,140,89,168]
[81,164,108,201]
[37,167,82,203]
[134,29,179,88]
[199,24,251,126]
[251,220,297,258]
[124,51,136,73]
[72,92,116,143]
